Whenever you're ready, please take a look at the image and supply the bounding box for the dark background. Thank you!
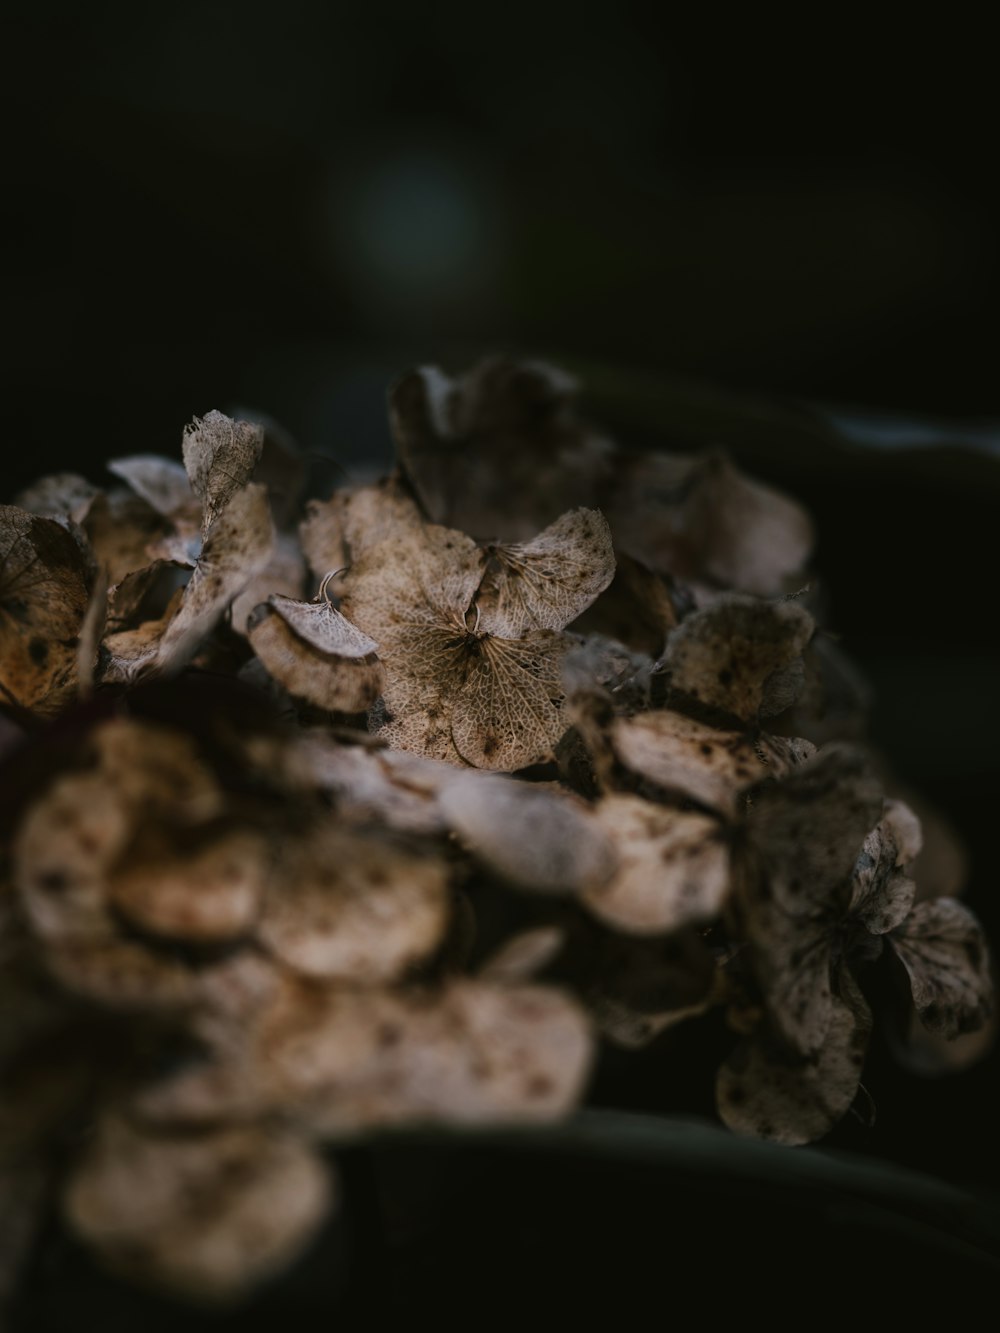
[4,4,1000,1320]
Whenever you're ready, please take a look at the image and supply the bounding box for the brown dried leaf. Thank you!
[890,898,993,1037]
[717,970,872,1144]
[182,411,264,534]
[156,483,275,671]
[476,508,616,638]
[64,1117,332,1301]
[438,776,618,893]
[258,826,449,982]
[583,794,730,934]
[390,357,614,541]
[658,594,814,722]
[248,594,383,713]
[610,710,815,815]
[0,506,92,715]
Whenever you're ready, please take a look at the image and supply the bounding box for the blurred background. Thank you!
[4,0,1000,1238]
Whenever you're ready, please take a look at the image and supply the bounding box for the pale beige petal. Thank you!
[258,826,449,983]
[439,775,618,893]
[248,601,384,713]
[64,1117,332,1301]
[583,794,729,934]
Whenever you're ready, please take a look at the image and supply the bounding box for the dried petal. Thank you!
[849,822,916,935]
[610,710,815,815]
[182,411,264,534]
[42,937,202,1011]
[658,594,814,722]
[248,596,384,713]
[439,774,617,893]
[476,508,615,638]
[296,736,457,835]
[611,450,813,596]
[229,534,305,637]
[390,358,614,541]
[567,552,678,655]
[583,794,730,934]
[111,831,267,943]
[107,455,195,525]
[156,483,275,670]
[717,970,872,1144]
[64,1117,332,1301]
[581,929,717,1048]
[0,506,92,715]
[83,489,173,583]
[890,898,993,1037]
[300,474,425,585]
[14,473,100,524]
[258,826,449,982]
[139,978,592,1131]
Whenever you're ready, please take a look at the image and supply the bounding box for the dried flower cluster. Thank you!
[0,361,993,1303]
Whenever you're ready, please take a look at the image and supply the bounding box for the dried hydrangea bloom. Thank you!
[64,1115,332,1301]
[656,594,814,723]
[248,586,384,713]
[257,824,450,982]
[582,793,730,935]
[390,357,615,541]
[609,449,814,596]
[0,506,94,715]
[138,975,592,1133]
[438,775,618,894]
[342,507,613,769]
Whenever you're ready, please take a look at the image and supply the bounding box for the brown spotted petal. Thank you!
[247,594,384,713]
[42,938,204,1012]
[182,411,264,535]
[438,775,618,893]
[658,594,814,723]
[583,794,729,935]
[110,831,267,943]
[889,898,993,1037]
[744,744,884,915]
[0,506,92,715]
[156,483,275,671]
[64,1117,332,1301]
[138,978,592,1132]
[717,969,872,1144]
[610,710,815,815]
[258,826,449,983]
[849,821,916,936]
[476,508,615,638]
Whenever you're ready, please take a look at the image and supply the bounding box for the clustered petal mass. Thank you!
[0,361,993,1306]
